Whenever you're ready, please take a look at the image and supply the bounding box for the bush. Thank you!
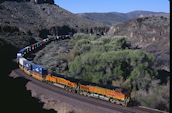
[75,39,90,48]
[69,49,157,86]
[68,35,157,86]
[131,79,169,112]
[88,35,99,41]
[73,33,89,40]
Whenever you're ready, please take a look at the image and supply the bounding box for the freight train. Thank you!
[17,35,130,106]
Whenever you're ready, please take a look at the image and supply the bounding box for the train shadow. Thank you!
[127,99,141,107]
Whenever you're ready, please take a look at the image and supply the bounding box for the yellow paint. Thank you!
[31,73,43,81]
[23,68,31,75]
[19,65,24,70]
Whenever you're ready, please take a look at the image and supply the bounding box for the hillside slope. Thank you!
[107,16,170,71]
[78,11,169,25]
[0,1,109,36]
[0,1,109,49]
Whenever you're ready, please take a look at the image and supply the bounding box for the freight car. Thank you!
[16,34,130,106]
[32,64,48,81]
[23,60,33,75]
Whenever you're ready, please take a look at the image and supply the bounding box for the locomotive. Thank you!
[17,35,130,106]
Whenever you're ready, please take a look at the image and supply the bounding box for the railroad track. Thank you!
[13,69,167,113]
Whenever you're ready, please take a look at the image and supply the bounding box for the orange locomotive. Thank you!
[79,82,130,106]
[45,73,130,106]
[46,73,77,90]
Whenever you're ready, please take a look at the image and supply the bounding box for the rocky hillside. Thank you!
[78,11,169,25]
[107,16,170,71]
[0,1,109,49]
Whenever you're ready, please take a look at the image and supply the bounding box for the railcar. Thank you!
[31,44,35,50]
[34,42,40,48]
[32,64,48,81]
[25,46,32,53]
[19,48,27,55]
[23,60,33,75]
[40,41,44,46]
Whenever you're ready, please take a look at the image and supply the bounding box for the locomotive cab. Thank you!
[121,88,130,106]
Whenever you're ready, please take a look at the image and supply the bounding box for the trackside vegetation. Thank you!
[68,34,157,91]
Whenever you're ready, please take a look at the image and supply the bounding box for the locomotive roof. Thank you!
[51,73,79,83]
[32,63,47,69]
[51,73,121,90]
[79,80,121,90]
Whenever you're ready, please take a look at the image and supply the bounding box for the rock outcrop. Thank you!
[107,16,170,71]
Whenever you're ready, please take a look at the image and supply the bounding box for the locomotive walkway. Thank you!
[10,69,167,113]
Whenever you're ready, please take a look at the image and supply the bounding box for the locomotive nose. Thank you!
[122,89,130,99]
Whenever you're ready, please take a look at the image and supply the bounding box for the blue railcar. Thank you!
[23,60,33,70]
[33,42,40,49]
[19,48,27,54]
[23,60,33,75]
[25,46,32,53]
[18,51,22,54]
[32,64,48,76]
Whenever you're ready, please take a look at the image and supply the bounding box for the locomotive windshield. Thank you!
[121,89,129,94]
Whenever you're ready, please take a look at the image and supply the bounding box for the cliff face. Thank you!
[107,16,170,71]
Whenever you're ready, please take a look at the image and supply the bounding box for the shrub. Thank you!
[88,35,99,41]
[68,49,157,86]
[73,33,89,40]
[75,39,90,48]
[131,79,169,112]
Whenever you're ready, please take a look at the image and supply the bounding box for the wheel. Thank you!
[125,97,130,106]
[110,98,116,103]
[121,102,127,107]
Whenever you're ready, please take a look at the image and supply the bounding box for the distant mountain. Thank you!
[78,11,169,25]
[107,16,170,71]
